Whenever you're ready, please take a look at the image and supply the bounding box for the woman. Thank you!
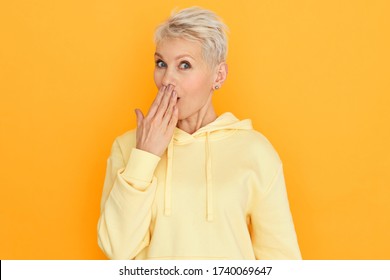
[97,6,302,260]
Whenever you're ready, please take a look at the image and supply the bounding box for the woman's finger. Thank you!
[147,85,166,118]
[166,105,179,135]
[134,108,144,128]
[161,90,177,126]
[155,85,174,120]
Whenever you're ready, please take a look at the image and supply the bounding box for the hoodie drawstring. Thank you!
[161,113,252,221]
[205,131,214,221]
[164,137,174,216]
[163,133,214,221]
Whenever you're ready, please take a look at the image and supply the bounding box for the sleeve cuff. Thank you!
[120,148,161,190]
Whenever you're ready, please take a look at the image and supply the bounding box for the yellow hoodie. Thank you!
[97,112,301,260]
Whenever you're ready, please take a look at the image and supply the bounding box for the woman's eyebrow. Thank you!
[154,52,195,60]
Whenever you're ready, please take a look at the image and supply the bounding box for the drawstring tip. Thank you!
[164,208,171,216]
[207,214,213,222]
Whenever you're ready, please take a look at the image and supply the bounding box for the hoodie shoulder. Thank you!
[239,129,282,168]
[235,129,284,193]
[116,128,136,144]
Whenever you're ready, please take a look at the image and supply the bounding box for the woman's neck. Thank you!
[177,104,217,135]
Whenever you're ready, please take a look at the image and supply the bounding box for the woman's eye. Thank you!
[155,60,166,68]
[179,61,191,69]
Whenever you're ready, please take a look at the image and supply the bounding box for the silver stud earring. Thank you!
[215,85,220,90]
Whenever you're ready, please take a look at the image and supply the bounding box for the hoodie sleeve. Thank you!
[250,163,302,260]
[97,138,161,259]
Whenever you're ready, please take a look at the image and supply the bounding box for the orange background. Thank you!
[1,0,389,259]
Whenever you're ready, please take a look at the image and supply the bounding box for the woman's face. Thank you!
[154,37,216,120]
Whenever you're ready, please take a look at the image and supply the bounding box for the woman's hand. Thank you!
[134,84,179,157]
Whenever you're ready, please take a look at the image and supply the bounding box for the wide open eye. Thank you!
[155,60,166,68]
[179,61,191,70]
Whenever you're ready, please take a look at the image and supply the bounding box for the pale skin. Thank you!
[134,37,228,157]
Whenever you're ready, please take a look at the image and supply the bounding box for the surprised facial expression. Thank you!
[154,37,216,120]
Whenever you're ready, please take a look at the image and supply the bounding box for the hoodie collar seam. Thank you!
[173,129,240,144]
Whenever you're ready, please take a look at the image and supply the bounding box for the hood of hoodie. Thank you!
[164,112,253,221]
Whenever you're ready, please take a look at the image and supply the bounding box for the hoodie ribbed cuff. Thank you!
[120,148,161,190]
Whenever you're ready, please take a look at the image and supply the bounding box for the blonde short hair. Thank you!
[154,6,229,68]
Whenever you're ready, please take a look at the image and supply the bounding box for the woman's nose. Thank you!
[162,69,176,87]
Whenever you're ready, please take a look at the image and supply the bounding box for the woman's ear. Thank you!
[213,62,228,90]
